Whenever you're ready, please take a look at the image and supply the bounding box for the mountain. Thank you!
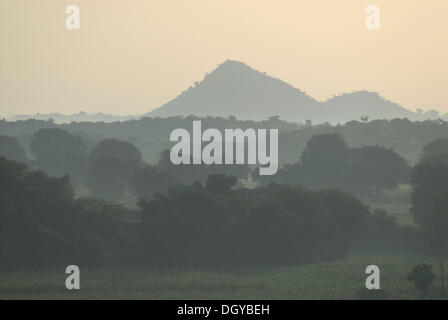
[147,60,438,123]
[322,91,416,123]
[148,60,321,121]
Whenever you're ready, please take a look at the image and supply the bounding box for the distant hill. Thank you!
[6,112,137,124]
[147,60,441,123]
[5,60,444,124]
[322,91,416,123]
[148,60,320,121]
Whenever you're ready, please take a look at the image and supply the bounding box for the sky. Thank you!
[1,0,447,115]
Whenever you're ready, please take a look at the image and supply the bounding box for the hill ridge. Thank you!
[145,60,437,123]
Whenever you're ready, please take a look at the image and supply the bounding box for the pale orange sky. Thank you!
[0,0,447,115]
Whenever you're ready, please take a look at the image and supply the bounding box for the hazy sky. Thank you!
[1,0,447,115]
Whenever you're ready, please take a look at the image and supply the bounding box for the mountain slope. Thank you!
[148,60,321,121]
[147,60,423,123]
[323,91,416,123]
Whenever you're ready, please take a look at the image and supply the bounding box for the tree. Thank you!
[89,139,142,165]
[258,134,409,199]
[132,164,179,199]
[157,149,209,185]
[301,133,349,168]
[0,136,27,163]
[86,157,128,202]
[31,128,86,158]
[360,115,369,122]
[300,133,349,188]
[0,157,106,269]
[86,139,144,200]
[419,138,448,166]
[0,193,8,241]
[340,146,410,198]
[136,183,371,266]
[407,264,435,298]
[410,165,448,252]
[410,139,448,252]
[205,174,237,194]
[30,128,87,184]
[421,138,448,160]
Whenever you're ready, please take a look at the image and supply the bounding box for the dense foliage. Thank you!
[1,117,447,269]
[255,133,410,199]
[0,156,417,269]
[410,138,448,253]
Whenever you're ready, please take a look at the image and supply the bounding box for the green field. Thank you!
[1,254,446,300]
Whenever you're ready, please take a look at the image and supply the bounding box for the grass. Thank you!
[1,253,446,300]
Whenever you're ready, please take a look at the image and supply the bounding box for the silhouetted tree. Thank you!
[340,146,410,198]
[157,149,209,185]
[256,134,409,199]
[299,133,349,188]
[0,157,107,269]
[205,174,237,194]
[419,138,448,166]
[137,183,370,266]
[0,136,27,163]
[86,157,128,201]
[86,139,144,200]
[301,133,348,168]
[360,115,369,122]
[421,138,448,160]
[89,139,143,165]
[407,264,435,298]
[30,128,87,184]
[132,164,179,199]
[411,138,448,252]
[411,164,448,252]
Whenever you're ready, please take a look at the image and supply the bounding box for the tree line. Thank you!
[0,156,415,269]
[2,116,448,165]
[1,125,448,268]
